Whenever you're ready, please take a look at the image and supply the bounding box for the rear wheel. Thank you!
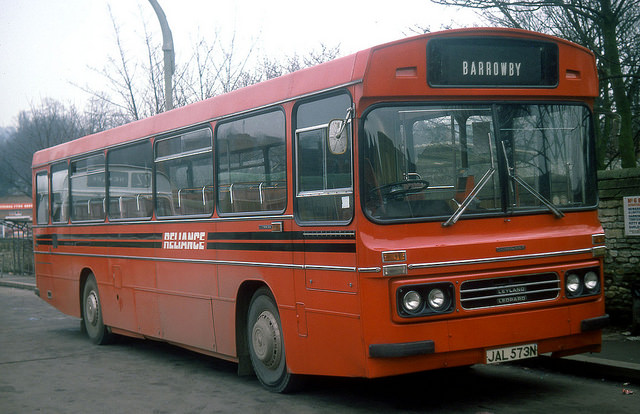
[247,287,297,392]
[82,274,113,345]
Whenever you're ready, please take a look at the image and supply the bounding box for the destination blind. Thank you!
[427,36,559,88]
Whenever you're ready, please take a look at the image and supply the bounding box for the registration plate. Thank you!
[486,343,538,364]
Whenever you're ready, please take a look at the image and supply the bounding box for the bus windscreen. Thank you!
[362,103,596,222]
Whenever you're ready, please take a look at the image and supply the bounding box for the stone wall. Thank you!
[597,168,640,326]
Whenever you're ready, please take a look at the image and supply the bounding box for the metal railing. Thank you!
[0,218,33,275]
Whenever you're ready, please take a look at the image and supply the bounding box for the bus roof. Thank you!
[32,27,597,168]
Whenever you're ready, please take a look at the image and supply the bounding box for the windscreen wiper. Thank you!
[442,167,496,227]
[443,131,498,228]
[500,141,564,219]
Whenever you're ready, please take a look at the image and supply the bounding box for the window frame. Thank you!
[214,106,287,217]
[153,125,214,219]
[292,90,354,225]
[35,170,49,225]
[50,160,70,224]
[107,139,154,221]
[69,152,107,223]
[359,100,598,224]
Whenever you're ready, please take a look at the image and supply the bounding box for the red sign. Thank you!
[0,203,33,210]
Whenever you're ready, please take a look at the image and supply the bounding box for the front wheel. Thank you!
[247,287,297,392]
[82,274,113,345]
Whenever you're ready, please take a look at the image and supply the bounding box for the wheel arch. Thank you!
[78,267,95,318]
[235,280,271,376]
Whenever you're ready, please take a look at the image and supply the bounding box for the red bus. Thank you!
[32,28,608,392]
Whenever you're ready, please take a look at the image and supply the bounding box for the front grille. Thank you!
[460,272,560,309]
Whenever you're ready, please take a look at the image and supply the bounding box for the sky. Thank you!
[0,0,478,127]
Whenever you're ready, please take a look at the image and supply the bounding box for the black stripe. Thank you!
[303,243,356,253]
[35,231,356,253]
[207,241,355,253]
[59,233,163,240]
[36,233,163,241]
[208,232,300,241]
[208,242,304,252]
[57,240,162,248]
[37,231,354,241]
[208,231,355,241]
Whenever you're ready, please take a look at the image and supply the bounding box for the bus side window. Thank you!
[216,109,286,215]
[294,93,353,224]
[35,171,49,225]
[70,154,106,222]
[51,162,69,224]
[155,127,214,218]
[108,140,153,220]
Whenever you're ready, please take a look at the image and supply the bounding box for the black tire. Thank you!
[247,287,297,392]
[81,274,113,345]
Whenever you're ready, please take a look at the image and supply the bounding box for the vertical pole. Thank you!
[11,224,16,273]
[148,0,174,111]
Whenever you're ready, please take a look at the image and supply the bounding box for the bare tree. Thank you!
[104,5,142,120]
[0,100,86,196]
[141,15,166,116]
[247,43,342,84]
[73,5,344,125]
[77,5,168,122]
[178,31,259,101]
[180,38,342,100]
[187,37,220,102]
[431,0,639,168]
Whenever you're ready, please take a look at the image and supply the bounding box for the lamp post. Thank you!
[148,0,174,111]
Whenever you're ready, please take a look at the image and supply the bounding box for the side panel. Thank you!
[101,262,138,334]
[156,261,216,351]
[214,218,296,357]
[292,228,365,376]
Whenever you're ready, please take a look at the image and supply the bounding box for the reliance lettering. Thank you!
[163,231,206,250]
[462,61,522,77]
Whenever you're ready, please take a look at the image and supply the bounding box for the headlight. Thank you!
[584,271,599,292]
[566,273,582,296]
[427,288,446,311]
[565,267,601,299]
[396,283,455,317]
[402,291,423,313]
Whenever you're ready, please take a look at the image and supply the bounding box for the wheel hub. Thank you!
[85,291,99,326]
[251,311,281,369]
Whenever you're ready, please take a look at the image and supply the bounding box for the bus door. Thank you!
[293,93,359,343]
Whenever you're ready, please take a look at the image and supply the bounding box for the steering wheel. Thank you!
[369,179,430,200]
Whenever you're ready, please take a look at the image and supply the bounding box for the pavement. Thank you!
[2,272,639,387]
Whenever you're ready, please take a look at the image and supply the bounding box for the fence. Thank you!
[0,218,33,275]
